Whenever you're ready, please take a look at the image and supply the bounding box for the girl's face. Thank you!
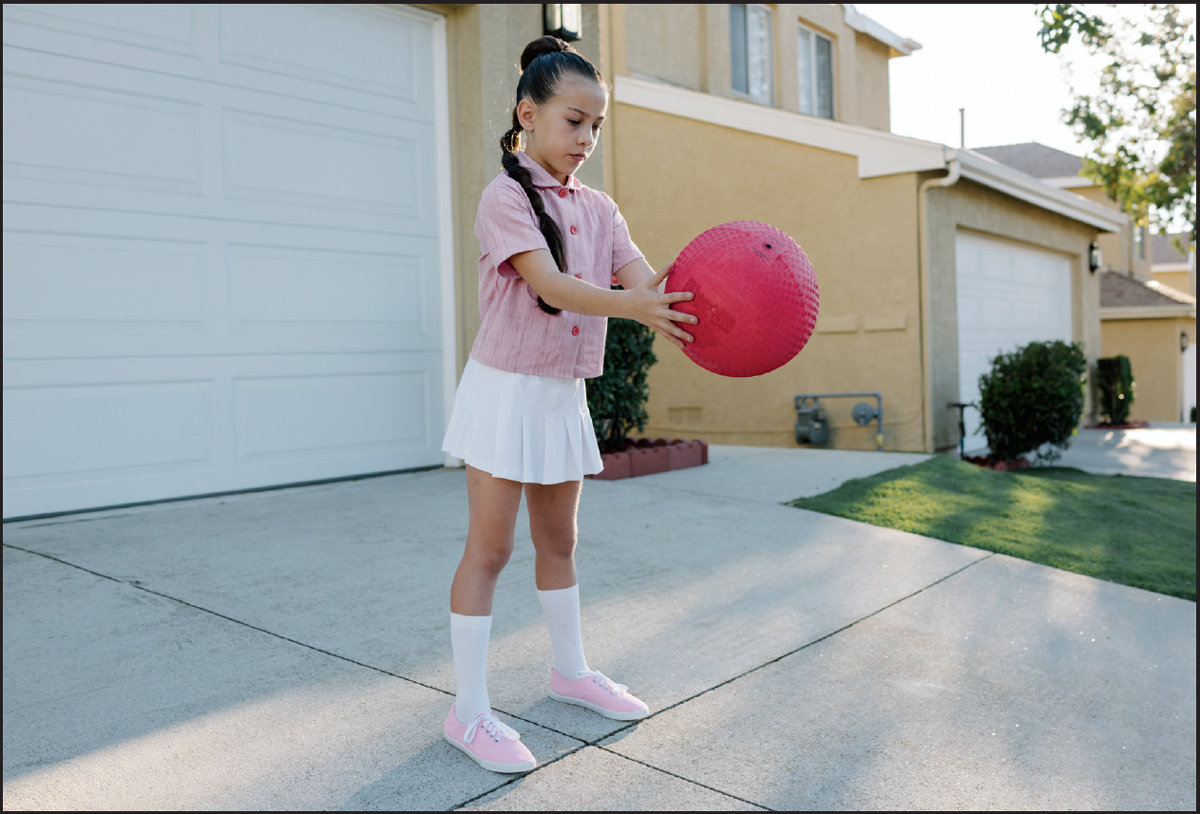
[517,74,608,185]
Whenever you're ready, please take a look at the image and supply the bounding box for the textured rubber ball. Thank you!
[665,221,819,378]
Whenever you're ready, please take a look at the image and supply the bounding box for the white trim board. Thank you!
[1100,306,1196,320]
[614,76,1127,234]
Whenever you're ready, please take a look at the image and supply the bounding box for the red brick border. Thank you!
[586,439,708,481]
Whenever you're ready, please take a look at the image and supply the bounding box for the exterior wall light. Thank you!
[544,4,582,42]
[1089,241,1103,273]
[1182,331,1191,353]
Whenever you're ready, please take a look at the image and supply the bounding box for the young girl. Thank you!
[440,36,697,774]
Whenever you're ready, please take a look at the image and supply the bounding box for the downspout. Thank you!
[916,153,960,453]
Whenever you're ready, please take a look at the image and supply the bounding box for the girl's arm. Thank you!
[507,249,696,349]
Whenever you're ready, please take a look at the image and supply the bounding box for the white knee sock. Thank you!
[450,612,492,724]
[537,584,590,679]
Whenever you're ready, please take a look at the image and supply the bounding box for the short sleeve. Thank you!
[609,196,644,275]
[475,178,551,279]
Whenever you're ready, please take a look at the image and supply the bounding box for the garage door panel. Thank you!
[3,5,434,121]
[3,350,443,517]
[2,73,205,195]
[223,110,428,219]
[3,207,443,360]
[2,4,202,57]
[219,4,425,104]
[234,369,430,465]
[3,229,208,329]
[3,377,217,482]
[4,60,438,235]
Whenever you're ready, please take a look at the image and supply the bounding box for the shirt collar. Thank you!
[516,150,582,191]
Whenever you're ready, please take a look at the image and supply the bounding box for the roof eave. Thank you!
[955,150,1126,233]
[843,4,921,56]
[1100,305,1197,320]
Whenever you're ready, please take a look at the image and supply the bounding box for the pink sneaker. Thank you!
[443,705,536,774]
[548,668,650,720]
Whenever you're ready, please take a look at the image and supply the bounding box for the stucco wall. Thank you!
[612,103,925,451]
[624,4,705,91]
[853,32,891,131]
[1153,270,1194,296]
[924,177,1102,451]
[1101,316,1196,421]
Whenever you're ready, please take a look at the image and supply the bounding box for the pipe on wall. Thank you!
[917,154,961,453]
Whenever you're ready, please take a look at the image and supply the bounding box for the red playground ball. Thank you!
[665,221,819,377]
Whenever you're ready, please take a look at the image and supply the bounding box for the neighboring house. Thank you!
[0,3,1125,519]
[1151,232,1196,297]
[974,143,1196,422]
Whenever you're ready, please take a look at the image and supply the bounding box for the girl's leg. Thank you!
[448,465,523,723]
[525,480,589,678]
[451,465,523,615]
[524,479,582,591]
[526,479,650,720]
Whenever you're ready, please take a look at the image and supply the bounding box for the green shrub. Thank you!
[586,307,657,453]
[977,340,1087,465]
[1096,356,1136,424]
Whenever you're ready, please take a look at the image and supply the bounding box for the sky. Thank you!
[852,4,1100,156]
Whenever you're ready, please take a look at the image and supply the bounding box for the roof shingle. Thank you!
[970,142,1083,179]
[1151,232,1193,265]
[1100,271,1196,308]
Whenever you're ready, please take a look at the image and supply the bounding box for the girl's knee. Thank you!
[466,539,513,576]
[534,533,576,560]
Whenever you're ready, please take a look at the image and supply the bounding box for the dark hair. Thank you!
[500,36,606,314]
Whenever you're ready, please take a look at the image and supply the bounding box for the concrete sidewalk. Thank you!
[3,447,1195,810]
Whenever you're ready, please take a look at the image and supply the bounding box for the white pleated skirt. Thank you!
[442,358,604,484]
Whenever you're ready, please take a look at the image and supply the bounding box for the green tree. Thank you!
[1036,4,1196,248]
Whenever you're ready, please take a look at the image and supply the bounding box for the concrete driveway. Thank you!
[3,446,1195,810]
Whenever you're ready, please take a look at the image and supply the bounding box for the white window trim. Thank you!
[798,23,834,119]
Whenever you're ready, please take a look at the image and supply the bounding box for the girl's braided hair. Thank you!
[500,36,606,315]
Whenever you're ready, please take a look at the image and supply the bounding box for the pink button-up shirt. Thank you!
[471,151,644,379]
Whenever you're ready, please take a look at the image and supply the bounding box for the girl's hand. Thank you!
[627,264,696,350]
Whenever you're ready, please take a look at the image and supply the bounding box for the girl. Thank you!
[440,36,697,774]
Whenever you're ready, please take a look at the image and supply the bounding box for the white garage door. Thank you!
[3,4,452,518]
[956,232,1073,450]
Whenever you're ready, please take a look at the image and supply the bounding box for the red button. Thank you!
[573,274,581,279]
[558,188,568,198]
[571,326,580,336]
[570,225,578,235]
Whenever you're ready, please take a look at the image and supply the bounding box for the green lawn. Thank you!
[787,456,1197,601]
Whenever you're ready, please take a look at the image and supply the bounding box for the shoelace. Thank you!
[463,712,520,745]
[581,670,628,696]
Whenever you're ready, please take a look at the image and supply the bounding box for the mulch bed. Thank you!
[962,455,1031,472]
[1084,421,1150,429]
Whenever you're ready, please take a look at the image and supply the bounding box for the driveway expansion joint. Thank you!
[594,745,774,810]
[3,541,457,700]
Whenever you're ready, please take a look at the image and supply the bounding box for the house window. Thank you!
[731,4,773,105]
[798,24,833,118]
[1132,224,1145,260]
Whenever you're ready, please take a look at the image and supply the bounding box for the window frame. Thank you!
[730,3,774,106]
[798,22,834,119]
